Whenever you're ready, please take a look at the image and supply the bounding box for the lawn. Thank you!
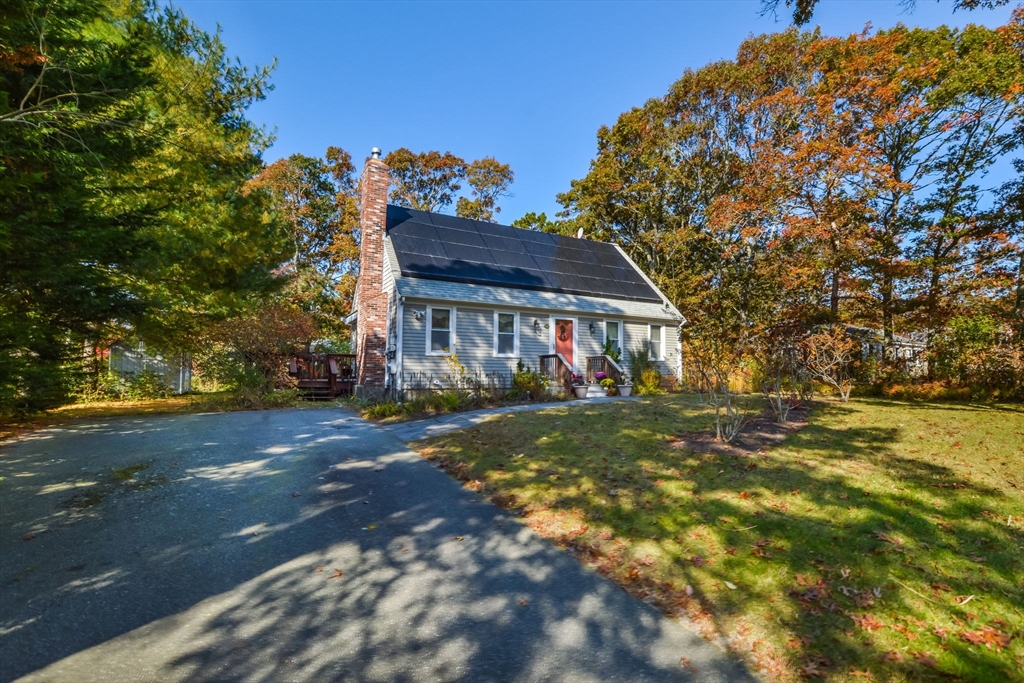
[415,395,1024,682]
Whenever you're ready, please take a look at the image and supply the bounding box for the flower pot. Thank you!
[573,385,589,399]
[617,385,632,397]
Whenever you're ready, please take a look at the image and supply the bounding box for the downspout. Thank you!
[396,296,405,400]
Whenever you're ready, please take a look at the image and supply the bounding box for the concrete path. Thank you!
[384,396,634,442]
[0,407,753,683]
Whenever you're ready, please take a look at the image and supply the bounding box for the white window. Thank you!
[604,320,620,355]
[427,306,455,355]
[493,311,518,357]
[649,324,663,360]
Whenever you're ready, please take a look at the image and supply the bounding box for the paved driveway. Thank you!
[0,407,753,682]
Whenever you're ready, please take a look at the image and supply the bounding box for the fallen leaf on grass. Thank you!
[881,650,904,663]
[852,614,885,632]
[314,567,324,573]
[455,536,464,541]
[22,534,35,541]
[724,581,738,590]
[891,623,919,640]
[679,657,698,672]
[518,598,529,607]
[959,626,1011,651]
[912,652,939,668]
[328,569,343,579]
[850,669,874,678]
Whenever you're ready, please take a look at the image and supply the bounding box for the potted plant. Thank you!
[599,377,618,396]
[617,381,633,397]
[571,373,589,399]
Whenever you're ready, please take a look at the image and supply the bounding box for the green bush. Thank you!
[74,369,173,403]
[439,389,470,412]
[364,401,403,419]
[123,370,173,400]
[510,359,549,399]
[627,346,664,394]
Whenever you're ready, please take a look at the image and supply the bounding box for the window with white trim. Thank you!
[649,324,663,360]
[428,307,453,354]
[604,320,620,354]
[494,311,518,357]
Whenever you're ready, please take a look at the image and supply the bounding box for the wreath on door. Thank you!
[557,324,570,342]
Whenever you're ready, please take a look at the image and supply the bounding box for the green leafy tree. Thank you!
[0,0,287,414]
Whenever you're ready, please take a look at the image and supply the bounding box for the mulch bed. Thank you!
[669,401,814,457]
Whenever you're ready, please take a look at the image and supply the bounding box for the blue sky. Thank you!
[176,0,1015,222]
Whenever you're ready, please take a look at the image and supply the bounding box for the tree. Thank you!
[385,148,467,212]
[511,211,580,236]
[560,17,1023,394]
[243,146,359,342]
[760,0,1009,27]
[384,148,515,218]
[802,326,857,401]
[456,157,514,221]
[0,0,287,414]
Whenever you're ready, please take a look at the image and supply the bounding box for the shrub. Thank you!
[123,370,173,400]
[439,389,471,412]
[599,377,618,396]
[364,401,403,419]
[510,360,549,399]
[637,368,665,395]
[601,337,622,363]
[628,346,664,394]
[74,369,173,402]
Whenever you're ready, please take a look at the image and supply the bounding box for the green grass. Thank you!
[416,395,1024,682]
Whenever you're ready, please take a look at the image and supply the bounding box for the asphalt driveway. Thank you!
[0,407,753,682]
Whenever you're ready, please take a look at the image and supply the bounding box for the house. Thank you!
[346,149,684,399]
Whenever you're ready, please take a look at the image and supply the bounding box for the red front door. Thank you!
[554,319,574,369]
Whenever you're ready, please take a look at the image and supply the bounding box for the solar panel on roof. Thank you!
[385,204,662,302]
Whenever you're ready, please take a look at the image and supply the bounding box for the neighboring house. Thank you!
[346,149,684,399]
[107,341,192,394]
[846,325,928,377]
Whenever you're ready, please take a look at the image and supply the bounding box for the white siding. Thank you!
[621,320,679,379]
[399,303,680,387]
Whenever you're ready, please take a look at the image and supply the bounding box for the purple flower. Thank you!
[595,372,608,380]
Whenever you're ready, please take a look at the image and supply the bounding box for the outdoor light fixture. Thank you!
[413,310,424,321]
[533,319,541,333]
[589,322,596,335]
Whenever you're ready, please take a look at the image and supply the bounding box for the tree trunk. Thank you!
[830,267,840,317]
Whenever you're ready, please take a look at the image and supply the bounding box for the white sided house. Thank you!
[348,149,684,399]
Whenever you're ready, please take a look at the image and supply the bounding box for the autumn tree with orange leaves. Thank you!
[561,13,1024,401]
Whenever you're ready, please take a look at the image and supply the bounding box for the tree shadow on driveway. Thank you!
[0,409,752,683]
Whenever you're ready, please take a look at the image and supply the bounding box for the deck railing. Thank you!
[538,354,574,395]
[288,353,356,398]
[585,355,624,385]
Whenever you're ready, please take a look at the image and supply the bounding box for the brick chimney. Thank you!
[355,148,389,393]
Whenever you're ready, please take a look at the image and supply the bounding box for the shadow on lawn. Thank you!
[0,408,748,683]
[430,398,1024,681]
